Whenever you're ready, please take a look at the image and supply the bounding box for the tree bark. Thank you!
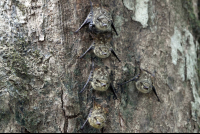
[0,0,200,133]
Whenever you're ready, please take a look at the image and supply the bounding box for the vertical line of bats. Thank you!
[75,0,160,131]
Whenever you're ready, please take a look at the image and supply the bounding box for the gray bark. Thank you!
[0,0,200,133]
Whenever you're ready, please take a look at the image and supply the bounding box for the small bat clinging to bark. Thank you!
[81,98,108,130]
[75,0,118,35]
[79,58,117,100]
[118,62,160,102]
[79,33,121,62]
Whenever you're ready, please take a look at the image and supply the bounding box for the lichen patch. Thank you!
[170,26,200,126]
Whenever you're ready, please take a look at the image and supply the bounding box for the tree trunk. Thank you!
[0,0,200,133]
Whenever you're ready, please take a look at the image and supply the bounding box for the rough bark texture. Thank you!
[0,0,200,133]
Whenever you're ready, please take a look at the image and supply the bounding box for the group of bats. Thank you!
[75,1,160,131]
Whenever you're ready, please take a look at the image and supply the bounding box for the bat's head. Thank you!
[89,7,112,34]
[91,67,110,91]
[88,102,108,129]
[136,79,152,93]
[88,114,106,129]
[94,45,111,58]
